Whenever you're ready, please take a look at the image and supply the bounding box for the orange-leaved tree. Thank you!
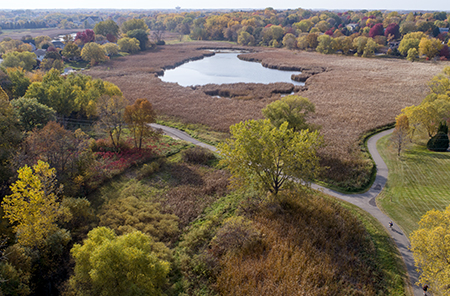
[124,98,157,149]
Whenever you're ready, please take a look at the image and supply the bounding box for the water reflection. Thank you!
[160,53,304,87]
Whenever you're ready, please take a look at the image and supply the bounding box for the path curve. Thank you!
[152,124,420,296]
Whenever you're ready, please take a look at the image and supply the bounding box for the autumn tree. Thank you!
[410,205,450,295]
[96,95,127,150]
[117,37,140,53]
[218,119,323,196]
[6,67,31,99]
[10,97,56,131]
[93,20,120,40]
[0,89,22,183]
[398,31,427,56]
[126,29,149,51]
[282,33,297,50]
[121,18,149,34]
[68,227,170,296]
[102,43,119,56]
[262,95,316,132]
[74,29,95,44]
[124,98,157,149]
[1,161,63,248]
[384,23,400,39]
[316,34,336,54]
[61,41,81,61]
[368,23,384,38]
[419,37,443,59]
[391,114,410,156]
[80,42,108,65]
[237,31,255,46]
[1,51,37,71]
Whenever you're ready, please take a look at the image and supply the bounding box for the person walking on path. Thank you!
[422,284,428,296]
[389,221,393,230]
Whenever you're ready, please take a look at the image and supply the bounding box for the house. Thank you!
[439,28,449,34]
[388,41,400,50]
[33,49,46,61]
[80,16,103,27]
[22,40,37,51]
[51,41,65,49]
[346,23,359,32]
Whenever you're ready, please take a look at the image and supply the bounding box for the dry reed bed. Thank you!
[0,28,77,41]
[87,43,445,187]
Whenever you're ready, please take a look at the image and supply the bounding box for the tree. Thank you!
[262,95,316,132]
[0,85,8,101]
[0,90,22,183]
[10,97,56,131]
[391,114,410,156]
[282,33,297,50]
[96,95,127,150]
[121,18,149,34]
[353,36,368,55]
[1,161,62,248]
[127,29,149,51]
[368,23,384,38]
[407,48,418,62]
[117,37,140,53]
[362,38,379,57]
[294,19,314,32]
[74,29,95,44]
[218,119,323,195]
[81,42,108,65]
[61,42,81,61]
[384,23,400,39]
[1,51,37,71]
[419,37,443,59]
[316,34,336,54]
[22,122,91,182]
[68,227,170,296]
[102,43,119,56]
[398,32,427,56]
[6,67,31,99]
[93,20,120,39]
[410,205,450,295]
[124,98,157,149]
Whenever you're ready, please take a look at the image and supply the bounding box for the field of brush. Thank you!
[87,41,446,189]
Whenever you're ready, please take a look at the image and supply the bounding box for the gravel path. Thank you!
[152,124,421,296]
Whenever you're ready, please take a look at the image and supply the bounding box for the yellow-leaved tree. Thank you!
[1,160,63,248]
[218,119,323,196]
[410,205,450,295]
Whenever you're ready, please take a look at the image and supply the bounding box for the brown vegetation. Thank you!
[0,28,77,41]
[87,42,444,188]
[216,193,385,295]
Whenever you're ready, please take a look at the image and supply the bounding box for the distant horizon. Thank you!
[0,0,448,12]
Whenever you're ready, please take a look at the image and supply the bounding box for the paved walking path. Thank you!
[152,124,421,296]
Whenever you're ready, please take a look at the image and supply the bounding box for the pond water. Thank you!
[160,52,304,86]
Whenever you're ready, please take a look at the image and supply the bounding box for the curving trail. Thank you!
[151,124,421,296]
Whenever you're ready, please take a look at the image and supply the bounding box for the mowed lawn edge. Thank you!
[376,134,450,237]
[325,193,409,295]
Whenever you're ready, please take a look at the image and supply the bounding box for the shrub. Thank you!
[137,157,166,179]
[210,216,263,257]
[427,123,449,152]
[182,146,216,165]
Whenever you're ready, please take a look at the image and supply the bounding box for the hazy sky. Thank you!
[2,0,448,11]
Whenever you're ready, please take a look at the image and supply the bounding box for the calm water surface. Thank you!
[160,53,304,86]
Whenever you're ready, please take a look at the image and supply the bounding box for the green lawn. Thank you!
[377,134,450,237]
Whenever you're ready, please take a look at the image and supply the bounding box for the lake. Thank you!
[160,52,304,87]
